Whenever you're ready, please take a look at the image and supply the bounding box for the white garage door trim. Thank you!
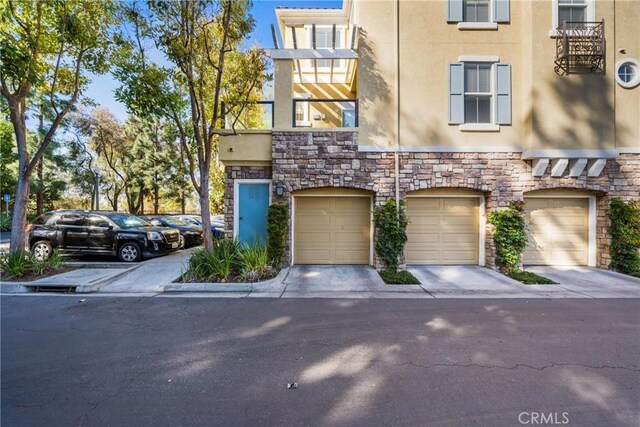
[291,193,374,266]
[524,195,596,267]
[406,195,486,266]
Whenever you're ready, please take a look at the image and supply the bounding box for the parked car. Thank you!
[27,210,181,262]
[140,216,203,248]
[171,214,224,238]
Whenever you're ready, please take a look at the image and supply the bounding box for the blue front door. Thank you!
[238,183,270,247]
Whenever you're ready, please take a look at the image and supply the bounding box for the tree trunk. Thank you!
[36,158,44,215]
[35,109,44,215]
[10,173,31,252]
[180,189,185,214]
[153,178,159,214]
[199,170,214,251]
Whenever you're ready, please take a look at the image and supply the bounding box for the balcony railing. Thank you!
[554,20,605,75]
[220,101,274,130]
[292,98,359,128]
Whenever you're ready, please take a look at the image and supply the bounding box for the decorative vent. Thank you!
[554,20,605,75]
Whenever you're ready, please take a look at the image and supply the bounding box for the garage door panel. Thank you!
[524,197,589,266]
[295,196,370,265]
[406,197,479,265]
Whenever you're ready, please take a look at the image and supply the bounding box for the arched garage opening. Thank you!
[292,188,374,265]
[405,188,486,265]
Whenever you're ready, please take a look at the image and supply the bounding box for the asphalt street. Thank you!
[1,296,639,426]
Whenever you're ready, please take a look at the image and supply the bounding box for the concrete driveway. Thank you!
[526,266,640,298]
[282,265,429,297]
[408,265,529,297]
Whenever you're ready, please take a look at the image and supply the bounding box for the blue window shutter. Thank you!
[493,0,510,23]
[447,0,463,22]
[449,63,465,124]
[495,63,511,125]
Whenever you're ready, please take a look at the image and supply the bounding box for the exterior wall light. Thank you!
[275,182,285,197]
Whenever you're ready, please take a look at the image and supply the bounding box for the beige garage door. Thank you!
[294,196,371,264]
[406,197,479,264]
[523,198,589,266]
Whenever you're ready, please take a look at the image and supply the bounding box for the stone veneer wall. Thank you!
[223,166,272,239]
[266,131,640,269]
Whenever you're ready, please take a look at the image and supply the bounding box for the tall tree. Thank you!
[113,0,268,251]
[0,0,114,252]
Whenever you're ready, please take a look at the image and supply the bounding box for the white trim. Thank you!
[406,194,485,266]
[267,48,357,59]
[357,145,522,153]
[457,22,498,30]
[618,147,640,154]
[291,192,374,266]
[459,123,500,132]
[458,55,499,63]
[233,179,272,241]
[524,194,597,267]
[614,58,640,89]
[522,149,618,159]
[588,196,596,267]
[550,0,596,36]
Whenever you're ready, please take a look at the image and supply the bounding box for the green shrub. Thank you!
[373,199,408,271]
[379,269,420,285]
[186,239,241,282]
[266,203,288,267]
[509,271,556,285]
[488,201,528,274]
[0,251,30,278]
[239,244,275,282]
[0,249,65,279]
[608,198,640,277]
[0,213,11,231]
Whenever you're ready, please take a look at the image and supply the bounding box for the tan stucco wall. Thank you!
[219,131,272,165]
[614,0,640,151]
[350,0,636,151]
[274,60,293,129]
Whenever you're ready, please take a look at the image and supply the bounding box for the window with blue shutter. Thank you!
[449,61,512,127]
[449,0,510,24]
[448,63,465,124]
[494,63,512,125]
[447,0,464,22]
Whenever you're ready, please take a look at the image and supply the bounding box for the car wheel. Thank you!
[118,242,142,262]
[178,235,185,249]
[31,241,52,261]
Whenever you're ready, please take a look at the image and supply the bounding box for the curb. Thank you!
[162,268,289,293]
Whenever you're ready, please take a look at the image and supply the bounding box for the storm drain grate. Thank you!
[29,286,77,293]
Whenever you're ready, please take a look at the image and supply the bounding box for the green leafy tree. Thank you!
[113,0,268,251]
[1,0,114,252]
[0,119,18,213]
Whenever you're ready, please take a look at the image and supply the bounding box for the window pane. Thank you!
[478,64,491,92]
[465,65,478,92]
[476,4,490,22]
[477,97,491,123]
[465,96,491,124]
[618,65,635,83]
[559,6,585,23]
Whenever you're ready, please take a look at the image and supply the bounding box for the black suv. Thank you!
[140,216,203,249]
[27,210,181,262]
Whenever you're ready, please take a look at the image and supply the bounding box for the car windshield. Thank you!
[179,217,201,225]
[162,218,189,227]
[107,214,151,228]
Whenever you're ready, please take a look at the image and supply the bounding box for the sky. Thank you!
[86,0,343,122]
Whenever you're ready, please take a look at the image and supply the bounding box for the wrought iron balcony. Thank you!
[554,20,605,75]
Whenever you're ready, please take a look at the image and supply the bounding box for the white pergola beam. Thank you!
[268,49,358,60]
[569,158,588,177]
[531,158,549,177]
[587,159,607,177]
[550,158,569,177]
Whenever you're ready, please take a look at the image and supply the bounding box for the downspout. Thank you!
[394,0,401,213]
